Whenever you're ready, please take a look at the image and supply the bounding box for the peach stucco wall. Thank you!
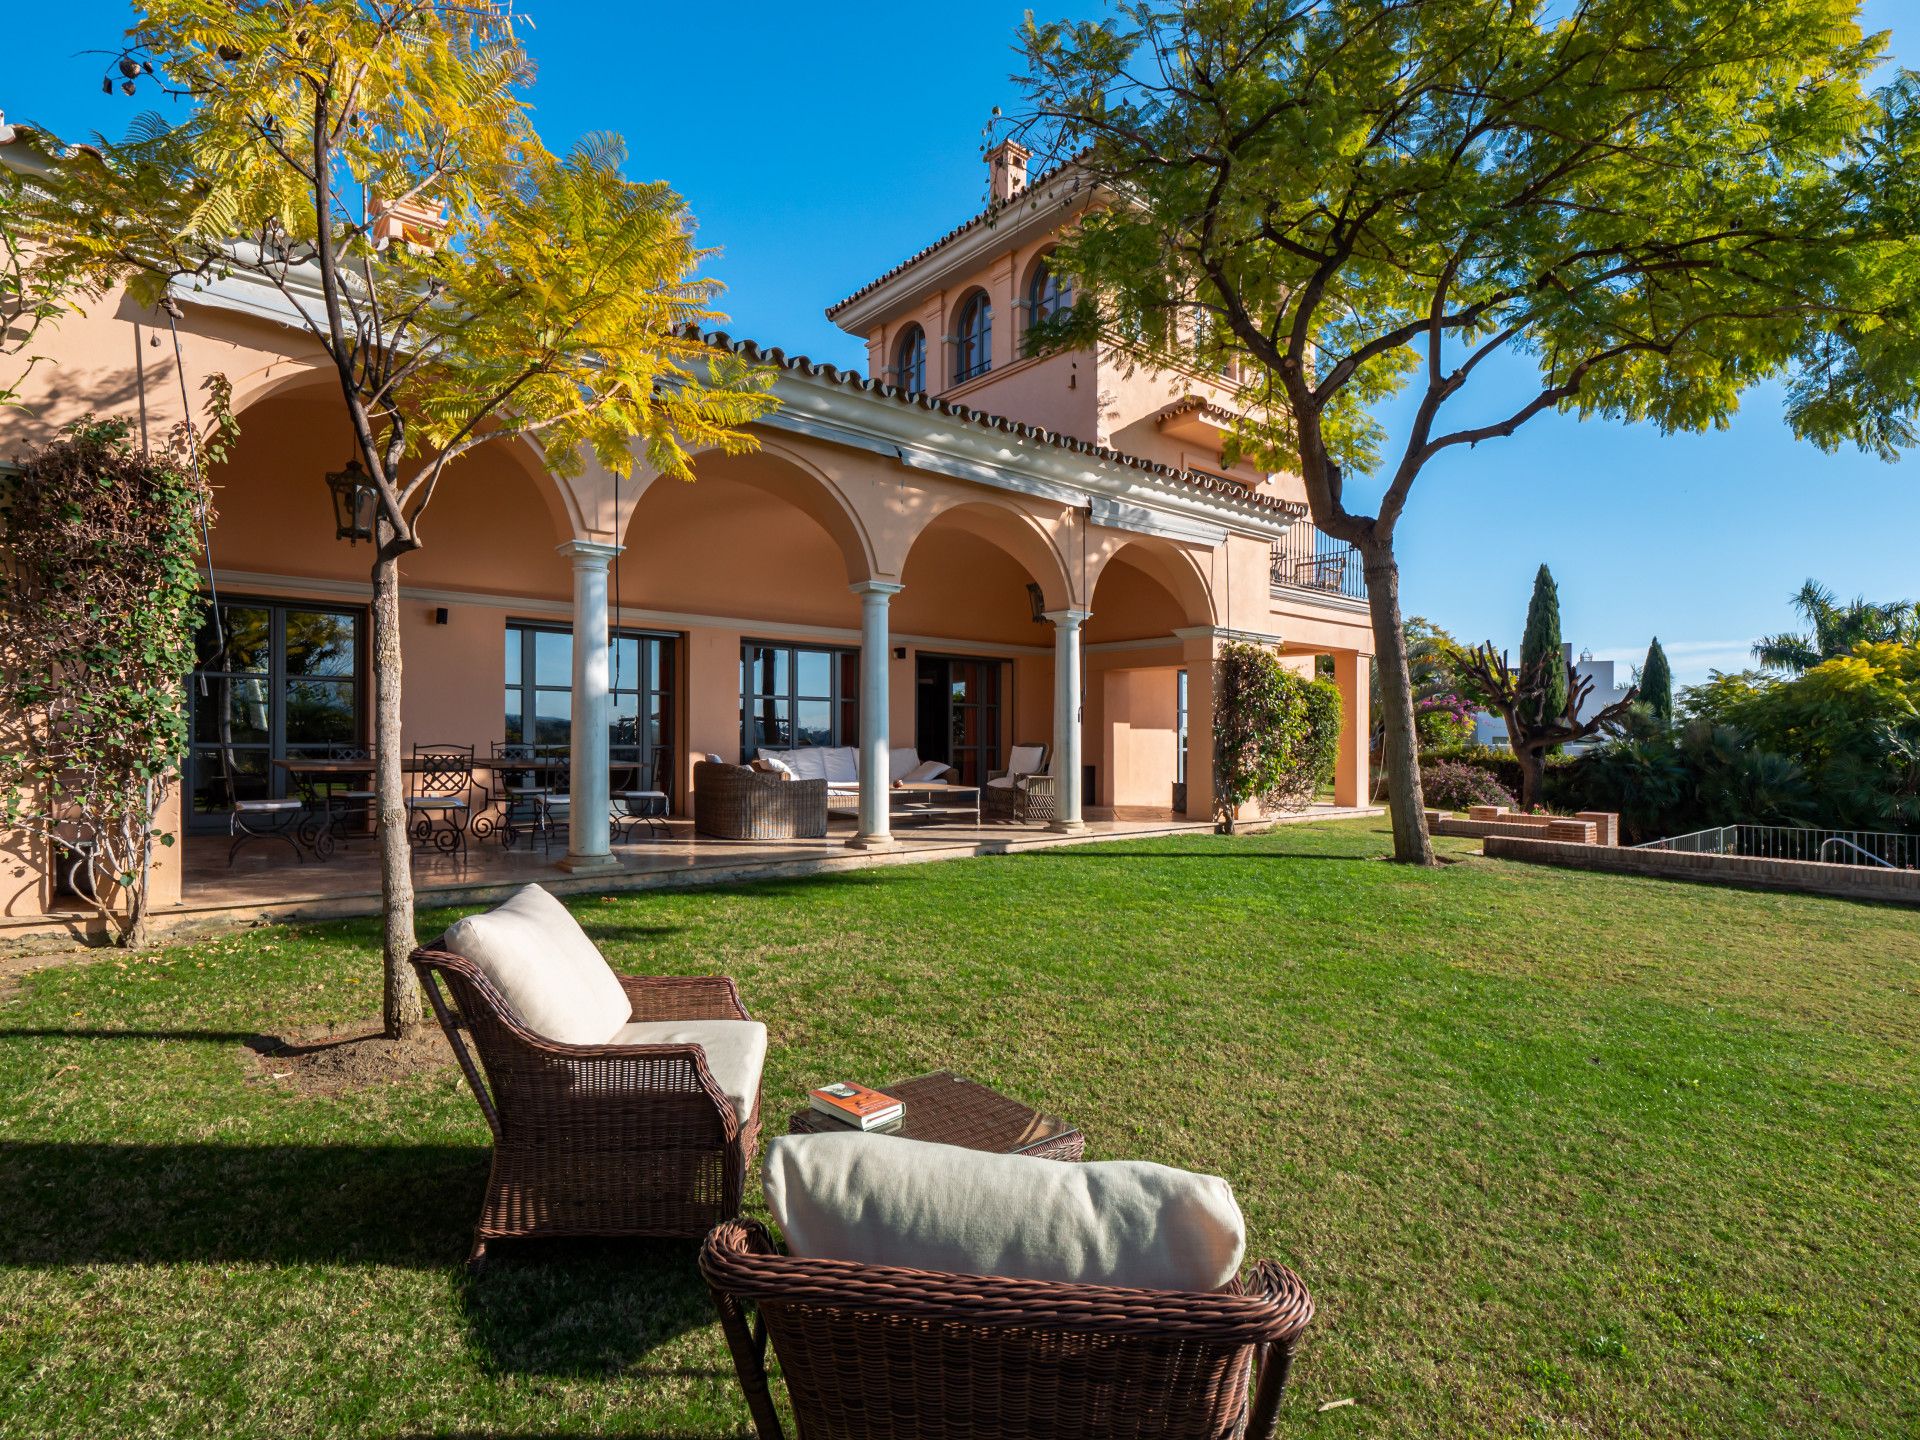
[0,270,1377,922]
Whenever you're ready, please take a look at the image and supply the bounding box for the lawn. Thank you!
[2,817,1916,1438]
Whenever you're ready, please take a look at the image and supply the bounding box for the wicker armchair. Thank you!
[701,1219,1314,1440]
[694,761,829,839]
[409,945,762,1265]
[983,743,1057,824]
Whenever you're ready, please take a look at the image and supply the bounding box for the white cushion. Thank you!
[613,1018,766,1122]
[764,1133,1246,1293]
[902,759,952,783]
[1008,744,1047,775]
[756,751,795,778]
[703,753,727,766]
[441,884,631,1046]
[888,747,921,783]
[822,746,859,784]
[985,774,1016,789]
[786,748,829,781]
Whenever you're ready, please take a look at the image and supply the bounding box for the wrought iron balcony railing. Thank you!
[1271,527,1365,601]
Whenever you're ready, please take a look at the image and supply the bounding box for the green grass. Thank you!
[2,817,1916,1438]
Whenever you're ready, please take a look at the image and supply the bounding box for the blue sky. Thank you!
[6,0,1913,686]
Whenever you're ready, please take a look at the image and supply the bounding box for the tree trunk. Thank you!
[372,545,423,1037]
[1361,540,1436,865]
[1516,744,1545,813]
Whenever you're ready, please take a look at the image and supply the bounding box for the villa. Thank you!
[1,138,1375,931]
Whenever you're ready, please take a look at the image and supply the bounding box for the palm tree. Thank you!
[1753,580,1920,674]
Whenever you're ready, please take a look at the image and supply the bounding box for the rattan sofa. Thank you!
[694,761,829,839]
[701,1218,1313,1440]
[409,945,762,1265]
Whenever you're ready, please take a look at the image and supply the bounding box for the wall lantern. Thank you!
[326,458,379,545]
[1027,582,1047,624]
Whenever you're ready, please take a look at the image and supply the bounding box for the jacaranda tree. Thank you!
[16,0,776,1033]
[1014,0,1920,863]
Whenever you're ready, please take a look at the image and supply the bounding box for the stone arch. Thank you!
[1086,534,1218,630]
[223,363,580,549]
[901,496,1077,613]
[611,440,880,585]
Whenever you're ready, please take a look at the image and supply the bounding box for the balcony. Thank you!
[1272,527,1365,601]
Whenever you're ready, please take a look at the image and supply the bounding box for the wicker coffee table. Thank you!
[787,1070,1085,1160]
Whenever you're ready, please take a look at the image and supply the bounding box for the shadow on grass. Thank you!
[0,1142,715,1376]
[1022,848,1380,863]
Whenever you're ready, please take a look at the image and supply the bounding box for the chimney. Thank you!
[985,139,1031,205]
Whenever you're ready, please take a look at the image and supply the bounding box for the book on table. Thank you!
[808,1081,905,1131]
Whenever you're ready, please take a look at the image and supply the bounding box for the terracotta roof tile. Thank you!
[824,159,1087,320]
[701,330,1306,521]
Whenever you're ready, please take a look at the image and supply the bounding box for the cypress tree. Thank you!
[1519,564,1567,723]
[1641,637,1674,724]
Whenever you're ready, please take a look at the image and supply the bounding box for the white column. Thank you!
[847,580,904,849]
[1046,608,1091,832]
[557,539,623,873]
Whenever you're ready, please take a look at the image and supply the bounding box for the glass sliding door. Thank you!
[185,600,364,830]
[914,654,1005,787]
[740,642,858,758]
[506,622,676,785]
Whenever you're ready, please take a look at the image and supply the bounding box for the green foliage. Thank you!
[1212,643,1304,831]
[1753,578,1920,674]
[1211,646,1340,826]
[1421,744,1581,803]
[1520,565,1567,724]
[1640,638,1675,726]
[1414,692,1476,749]
[1268,676,1344,811]
[0,408,220,942]
[1422,758,1516,812]
[1560,646,1920,837]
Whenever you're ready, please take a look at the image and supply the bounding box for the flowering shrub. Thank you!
[1415,691,1476,749]
[1422,758,1516,812]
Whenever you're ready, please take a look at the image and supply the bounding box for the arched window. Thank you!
[893,324,927,394]
[953,291,992,383]
[1026,257,1072,327]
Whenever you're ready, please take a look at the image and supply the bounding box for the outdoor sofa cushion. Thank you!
[763,1132,1246,1292]
[987,744,1048,790]
[888,746,921,782]
[612,1019,766,1122]
[441,883,631,1045]
[901,759,953,783]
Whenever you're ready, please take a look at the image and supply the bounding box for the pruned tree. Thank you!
[16,1,776,1035]
[1012,0,1920,865]
[1518,565,1567,728]
[1453,643,1638,811]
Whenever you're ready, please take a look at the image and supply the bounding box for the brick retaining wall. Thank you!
[1483,835,1920,906]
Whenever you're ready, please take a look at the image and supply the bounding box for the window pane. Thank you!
[504,686,524,744]
[193,677,270,745]
[746,646,789,696]
[189,747,268,815]
[505,627,522,684]
[795,649,832,698]
[612,635,640,688]
[197,605,270,672]
[610,692,639,751]
[284,678,356,745]
[534,630,572,687]
[745,698,791,752]
[534,690,571,746]
[795,699,832,746]
[284,610,358,677]
[647,639,664,692]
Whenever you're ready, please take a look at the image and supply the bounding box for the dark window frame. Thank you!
[740,640,860,760]
[893,323,927,394]
[505,620,677,781]
[1025,256,1071,327]
[184,596,367,830]
[953,291,993,384]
